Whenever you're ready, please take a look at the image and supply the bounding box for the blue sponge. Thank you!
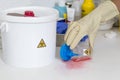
[60,44,79,61]
[60,35,89,61]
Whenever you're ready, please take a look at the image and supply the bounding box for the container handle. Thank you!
[0,22,8,32]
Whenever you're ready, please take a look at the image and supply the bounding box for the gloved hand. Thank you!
[64,1,119,50]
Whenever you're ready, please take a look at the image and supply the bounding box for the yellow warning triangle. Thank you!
[37,39,46,48]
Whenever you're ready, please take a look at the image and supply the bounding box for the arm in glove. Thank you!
[64,1,119,50]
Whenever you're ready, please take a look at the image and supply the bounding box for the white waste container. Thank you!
[0,6,58,68]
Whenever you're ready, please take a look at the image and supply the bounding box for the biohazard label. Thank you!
[37,39,46,48]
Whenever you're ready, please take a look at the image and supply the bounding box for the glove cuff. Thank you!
[100,1,119,22]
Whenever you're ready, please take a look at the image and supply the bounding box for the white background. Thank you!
[0,0,103,11]
[0,0,120,80]
[0,0,57,11]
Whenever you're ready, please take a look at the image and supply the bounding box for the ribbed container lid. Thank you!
[0,6,59,23]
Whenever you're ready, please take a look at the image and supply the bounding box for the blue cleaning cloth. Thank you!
[57,22,68,34]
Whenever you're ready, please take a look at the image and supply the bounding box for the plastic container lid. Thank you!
[0,6,59,23]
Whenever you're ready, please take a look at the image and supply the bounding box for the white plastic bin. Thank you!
[0,6,58,68]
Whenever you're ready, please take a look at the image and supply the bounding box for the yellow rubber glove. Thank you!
[64,1,119,50]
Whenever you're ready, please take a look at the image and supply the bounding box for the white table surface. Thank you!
[0,28,120,80]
